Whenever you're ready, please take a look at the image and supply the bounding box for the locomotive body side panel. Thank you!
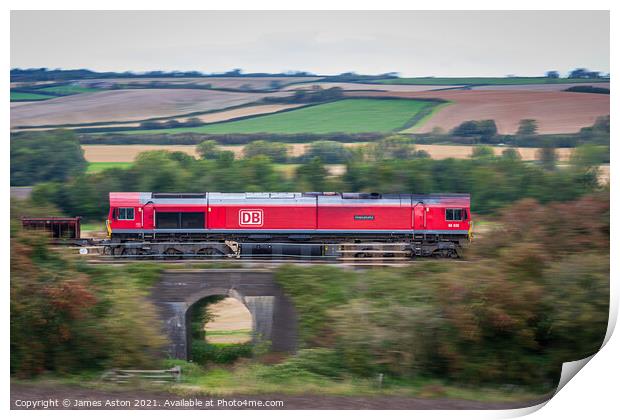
[207,193,317,231]
[317,195,412,232]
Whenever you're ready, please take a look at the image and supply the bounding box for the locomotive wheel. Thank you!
[112,246,126,256]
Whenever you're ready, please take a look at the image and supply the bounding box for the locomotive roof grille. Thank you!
[342,192,382,199]
[151,193,206,199]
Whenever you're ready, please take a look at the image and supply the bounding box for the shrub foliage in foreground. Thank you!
[10,230,166,377]
[275,193,609,387]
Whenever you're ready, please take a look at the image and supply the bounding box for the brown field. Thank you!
[11,89,292,127]
[345,90,609,134]
[471,82,610,91]
[12,104,307,132]
[82,76,320,90]
[82,143,572,163]
[283,82,461,92]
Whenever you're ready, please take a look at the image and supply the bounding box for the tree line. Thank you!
[27,140,602,220]
[71,114,610,149]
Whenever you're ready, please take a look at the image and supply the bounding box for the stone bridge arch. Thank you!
[150,269,298,360]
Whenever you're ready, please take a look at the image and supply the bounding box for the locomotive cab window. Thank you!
[117,207,135,220]
[445,208,463,221]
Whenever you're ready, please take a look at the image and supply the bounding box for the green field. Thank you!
[10,91,55,101]
[116,99,439,135]
[86,162,133,173]
[371,77,610,85]
[37,85,102,95]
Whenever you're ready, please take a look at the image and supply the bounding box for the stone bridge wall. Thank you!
[149,269,297,360]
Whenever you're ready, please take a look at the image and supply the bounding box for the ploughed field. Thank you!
[369,76,610,85]
[10,89,291,127]
[10,76,609,134]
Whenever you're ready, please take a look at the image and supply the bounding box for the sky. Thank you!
[10,10,609,77]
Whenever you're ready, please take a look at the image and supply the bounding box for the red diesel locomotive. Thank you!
[105,192,471,258]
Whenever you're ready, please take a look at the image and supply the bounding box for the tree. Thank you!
[502,148,522,160]
[471,145,495,159]
[452,120,497,141]
[538,145,557,170]
[197,140,222,160]
[517,119,538,136]
[11,130,87,186]
[295,157,329,191]
[303,141,351,163]
[368,135,415,160]
[243,141,289,163]
[570,145,609,167]
[546,70,560,79]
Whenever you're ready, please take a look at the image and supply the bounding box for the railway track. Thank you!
[52,239,465,267]
[53,240,462,267]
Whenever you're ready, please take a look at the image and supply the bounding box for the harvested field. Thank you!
[415,144,572,161]
[345,90,610,134]
[598,165,610,184]
[11,89,291,128]
[82,143,571,163]
[82,76,320,90]
[283,82,461,92]
[81,143,367,162]
[83,145,200,162]
[205,298,252,344]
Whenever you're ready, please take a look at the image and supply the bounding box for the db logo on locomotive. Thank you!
[239,209,264,226]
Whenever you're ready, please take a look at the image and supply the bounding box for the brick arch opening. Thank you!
[185,290,260,361]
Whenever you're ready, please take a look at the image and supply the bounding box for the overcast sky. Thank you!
[10,10,609,77]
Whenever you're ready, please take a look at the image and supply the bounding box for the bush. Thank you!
[10,230,166,377]
[190,341,253,365]
[259,349,345,380]
[300,141,351,163]
[272,194,609,386]
[11,130,87,186]
[243,140,289,163]
[452,120,497,139]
